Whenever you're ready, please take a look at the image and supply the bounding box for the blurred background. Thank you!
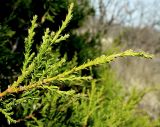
[0,0,160,119]
[91,0,160,119]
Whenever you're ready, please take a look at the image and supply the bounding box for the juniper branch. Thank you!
[0,50,153,98]
[51,3,73,44]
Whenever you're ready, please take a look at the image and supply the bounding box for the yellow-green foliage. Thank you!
[0,3,158,126]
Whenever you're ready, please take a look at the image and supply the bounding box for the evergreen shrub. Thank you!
[0,3,159,127]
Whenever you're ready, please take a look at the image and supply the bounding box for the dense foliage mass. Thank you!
[0,1,159,127]
[0,0,98,88]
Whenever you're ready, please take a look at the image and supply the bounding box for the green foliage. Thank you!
[0,3,159,127]
[0,0,95,89]
[69,69,155,127]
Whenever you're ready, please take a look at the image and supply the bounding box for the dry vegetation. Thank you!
[88,0,160,118]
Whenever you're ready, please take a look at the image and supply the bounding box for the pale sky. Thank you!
[91,0,160,28]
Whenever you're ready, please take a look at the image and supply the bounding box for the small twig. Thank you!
[16,114,34,123]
